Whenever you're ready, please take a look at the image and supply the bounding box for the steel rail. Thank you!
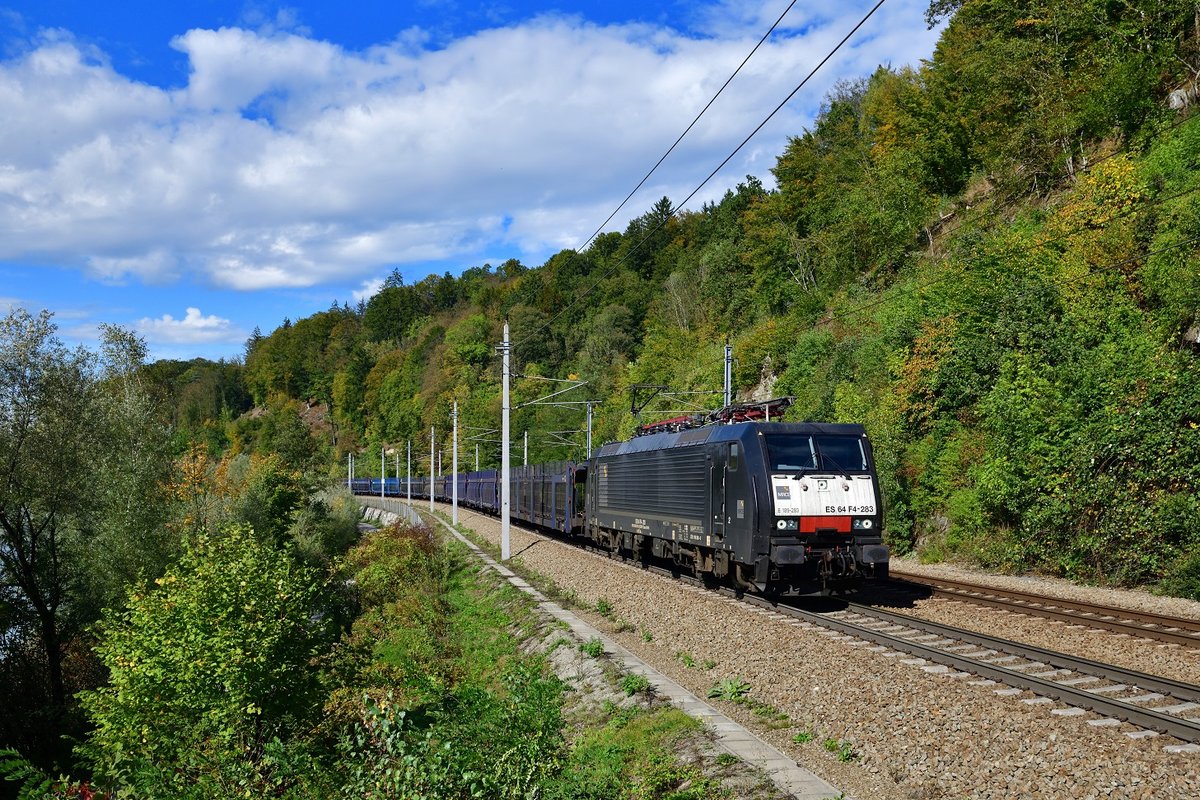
[746,596,1200,742]
[888,570,1200,648]
[841,602,1200,702]
[632,562,1200,740]
[386,500,1200,742]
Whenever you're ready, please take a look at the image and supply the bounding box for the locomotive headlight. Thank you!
[853,519,874,530]
[776,519,787,530]
[776,519,798,530]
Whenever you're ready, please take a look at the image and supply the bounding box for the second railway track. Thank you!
[887,569,1200,649]
[620,553,1200,747]
[766,597,1200,745]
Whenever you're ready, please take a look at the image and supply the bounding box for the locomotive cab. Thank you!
[755,427,889,594]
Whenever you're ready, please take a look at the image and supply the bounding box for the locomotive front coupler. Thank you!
[817,548,857,580]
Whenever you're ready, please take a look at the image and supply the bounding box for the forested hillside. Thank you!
[3,0,1200,793]
[229,0,1200,591]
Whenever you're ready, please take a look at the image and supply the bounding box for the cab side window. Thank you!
[729,442,739,472]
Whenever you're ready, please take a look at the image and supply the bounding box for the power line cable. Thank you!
[520,0,890,347]
[574,0,802,254]
[548,128,1200,422]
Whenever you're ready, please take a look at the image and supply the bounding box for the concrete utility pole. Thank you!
[429,426,435,513]
[586,401,593,458]
[380,445,385,498]
[523,430,528,466]
[407,440,411,502]
[724,339,733,409]
[452,401,459,525]
[501,320,511,561]
[475,443,479,471]
[347,452,352,489]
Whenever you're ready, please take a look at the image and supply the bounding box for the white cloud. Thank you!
[136,307,244,344]
[0,2,942,291]
[353,277,385,302]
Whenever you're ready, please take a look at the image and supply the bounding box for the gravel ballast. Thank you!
[886,559,1200,687]
[440,505,1200,800]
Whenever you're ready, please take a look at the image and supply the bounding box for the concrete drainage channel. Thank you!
[359,500,846,800]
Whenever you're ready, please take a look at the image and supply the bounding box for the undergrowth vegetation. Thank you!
[3,519,735,798]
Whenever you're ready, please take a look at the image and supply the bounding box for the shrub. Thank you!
[580,638,604,658]
[78,526,331,797]
[707,678,751,702]
[619,673,651,696]
[1159,548,1200,601]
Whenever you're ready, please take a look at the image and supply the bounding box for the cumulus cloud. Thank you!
[136,307,244,344]
[353,277,385,302]
[0,2,941,292]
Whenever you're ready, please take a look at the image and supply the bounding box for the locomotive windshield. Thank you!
[765,434,870,473]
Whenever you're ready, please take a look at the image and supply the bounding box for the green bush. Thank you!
[79,525,332,797]
[580,638,604,658]
[620,673,651,696]
[1158,549,1200,601]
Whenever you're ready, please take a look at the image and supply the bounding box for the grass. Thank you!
[702,677,790,729]
[338,527,569,799]
[413,522,734,798]
[580,637,604,658]
[822,738,859,763]
[543,707,725,799]
[706,678,751,702]
[620,673,652,696]
[751,701,790,726]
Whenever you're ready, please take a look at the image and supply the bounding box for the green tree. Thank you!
[80,526,331,797]
[76,325,177,617]
[0,310,102,717]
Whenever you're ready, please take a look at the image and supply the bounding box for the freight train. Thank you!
[351,418,888,595]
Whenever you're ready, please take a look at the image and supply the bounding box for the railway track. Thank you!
[757,597,1200,745]
[383,500,1200,749]
[887,569,1200,649]
[619,557,1200,746]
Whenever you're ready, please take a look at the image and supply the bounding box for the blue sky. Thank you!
[0,1,942,361]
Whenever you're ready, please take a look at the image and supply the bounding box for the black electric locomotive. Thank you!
[353,419,888,595]
[583,421,887,595]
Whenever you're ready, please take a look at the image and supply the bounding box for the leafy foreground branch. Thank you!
[4,519,739,799]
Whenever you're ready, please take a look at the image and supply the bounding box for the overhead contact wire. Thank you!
[576,0,802,254]
[530,0,891,344]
